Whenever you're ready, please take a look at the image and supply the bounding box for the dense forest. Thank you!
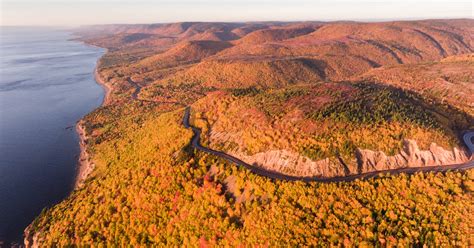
[29,105,473,246]
[27,20,473,246]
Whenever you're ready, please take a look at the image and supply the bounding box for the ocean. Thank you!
[0,27,104,245]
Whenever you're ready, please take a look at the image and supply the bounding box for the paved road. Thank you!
[183,107,474,182]
[127,77,142,100]
[463,131,474,154]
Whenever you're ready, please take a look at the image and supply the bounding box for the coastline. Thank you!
[94,65,112,106]
[74,120,95,189]
[23,42,110,248]
[18,21,474,247]
[74,56,110,189]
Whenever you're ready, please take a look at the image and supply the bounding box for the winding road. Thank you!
[128,77,141,100]
[127,76,474,182]
[182,107,474,182]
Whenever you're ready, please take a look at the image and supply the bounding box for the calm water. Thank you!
[0,27,104,244]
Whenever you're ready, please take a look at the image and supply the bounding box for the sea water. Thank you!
[0,27,104,245]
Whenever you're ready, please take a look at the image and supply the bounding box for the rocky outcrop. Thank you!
[229,139,470,178]
[231,150,348,178]
[355,139,470,173]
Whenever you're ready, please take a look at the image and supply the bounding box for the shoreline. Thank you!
[74,53,110,189]
[74,120,95,189]
[24,42,110,248]
[94,65,112,106]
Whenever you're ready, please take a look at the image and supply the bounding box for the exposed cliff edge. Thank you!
[355,140,469,174]
[229,139,470,178]
[230,149,348,177]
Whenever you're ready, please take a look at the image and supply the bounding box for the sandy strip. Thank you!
[94,66,113,106]
[74,59,111,189]
[74,121,95,188]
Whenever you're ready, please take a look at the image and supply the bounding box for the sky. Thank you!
[1,0,473,26]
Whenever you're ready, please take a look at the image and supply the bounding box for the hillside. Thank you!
[354,54,474,115]
[128,40,234,74]
[190,82,472,177]
[25,103,474,246]
[168,58,326,88]
[26,19,474,246]
[236,26,317,44]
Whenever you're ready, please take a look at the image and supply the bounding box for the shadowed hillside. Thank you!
[354,54,474,115]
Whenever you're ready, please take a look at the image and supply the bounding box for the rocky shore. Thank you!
[24,58,109,247]
[74,120,95,189]
[75,58,114,188]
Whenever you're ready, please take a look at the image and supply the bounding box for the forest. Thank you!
[28,104,473,246]
[27,20,474,246]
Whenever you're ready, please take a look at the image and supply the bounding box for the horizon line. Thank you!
[1,17,472,28]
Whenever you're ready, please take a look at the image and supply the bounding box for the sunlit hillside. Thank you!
[27,103,474,246]
[26,19,474,246]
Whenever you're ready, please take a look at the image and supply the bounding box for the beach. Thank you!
[74,63,111,189]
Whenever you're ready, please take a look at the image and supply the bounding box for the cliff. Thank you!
[229,140,470,178]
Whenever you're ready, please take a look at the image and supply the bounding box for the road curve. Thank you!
[463,131,474,154]
[127,77,142,100]
[182,107,474,182]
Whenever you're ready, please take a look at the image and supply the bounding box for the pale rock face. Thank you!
[230,149,347,178]
[356,139,470,173]
[228,139,470,178]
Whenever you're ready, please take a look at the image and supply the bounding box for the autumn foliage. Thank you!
[27,20,474,246]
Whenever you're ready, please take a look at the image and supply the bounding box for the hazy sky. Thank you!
[1,0,473,26]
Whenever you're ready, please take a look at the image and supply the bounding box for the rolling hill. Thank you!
[26,19,474,247]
